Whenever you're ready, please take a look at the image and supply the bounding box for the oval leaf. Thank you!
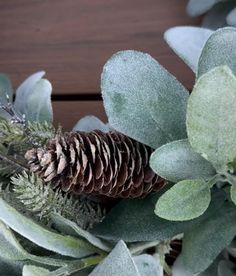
[73,115,109,132]
[133,254,163,276]
[150,139,215,183]
[25,79,53,123]
[227,7,236,26]
[101,50,188,148]
[198,27,236,77]
[0,73,13,103]
[0,198,98,258]
[14,71,45,115]
[89,241,140,276]
[202,1,236,30]
[182,202,236,274]
[155,179,211,221]
[187,66,236,170]
[186,0,219,16]
[164,27,213,73]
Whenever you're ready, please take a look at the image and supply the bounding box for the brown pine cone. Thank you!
[25,130,165,198]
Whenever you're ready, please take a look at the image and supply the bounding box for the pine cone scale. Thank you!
[25,130,165,198]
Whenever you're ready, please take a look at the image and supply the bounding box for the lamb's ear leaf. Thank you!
[227,7,236,26]
[186,0,220,17]
[198,27,236,78]
[187,66,236,170]
[89,241,140,276]
[0,73,13,103]
[230,184,236,205]
[150,139,215,183]
[164,27,213,72]
[133,254,163,276]
[218,260,236,276]
[73,115,109,132]
[0,198,99,258]
[202,1,236,30]
[14,71,45,114]
[102,50,188,149]
[0,220,27,261]
[155,179,211,221]
[181,202,236,274]
[23,265,50,276]
[24,78,53,123]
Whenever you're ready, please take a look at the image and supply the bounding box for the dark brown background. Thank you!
[0,0,200,129]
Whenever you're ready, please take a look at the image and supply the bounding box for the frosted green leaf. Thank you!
[0,73,13,103]
[164,27,213,72]
[198,27,236,77]
[102,50,188,148]
[52,213,111,252]
[73,115,109,132]
[0,220,27,261]
[186,0,221,17]
[0,198,98,258]
[133,254,163,276]
[89,241,140,276]
[227,7,236,26]
[230,184,236,205]
[14,71,45,115]
[182,202,236,274]
[218,260,236,276]
[24,79,53,123]
[202,1,236,30]
[155,179,211,221]
[187,66,236,170]
[150,139,215,183]
[23,265,50,276]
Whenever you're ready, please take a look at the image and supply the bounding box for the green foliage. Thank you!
[89,241,141,276]
[0,73,13,103]
[22,265,50,276]
[150,139,215,183]
[181,202,236,274]
[198,27,236,77]
[101,50,189,149]
[11,172,105,230]
[186,0,236,29]
[155,179,211,221]
[0,118,56,177]
[187,66,236,170]
[92,189,225,242]
[164,27,213,73]
[14,71,53,123]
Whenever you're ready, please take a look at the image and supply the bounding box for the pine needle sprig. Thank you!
[11,172,105,230]
[0,117,58,177]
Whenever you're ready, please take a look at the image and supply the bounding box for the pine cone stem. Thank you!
[25,131,165,198]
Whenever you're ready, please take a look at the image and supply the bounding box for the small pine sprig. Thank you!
[11,172,105,230]
[0,116,59,177]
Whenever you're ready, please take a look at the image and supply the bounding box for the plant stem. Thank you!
[0,152,29,171]
[129,240,161,254]
[48,255,104,276]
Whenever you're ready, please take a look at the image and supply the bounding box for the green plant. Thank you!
[186,0,236,29]
[1,26,236,275]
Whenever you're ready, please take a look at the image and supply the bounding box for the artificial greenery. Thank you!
[186,0,236,29]
[1,26,236,275]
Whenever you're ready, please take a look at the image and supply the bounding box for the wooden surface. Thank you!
[0,0,200,128]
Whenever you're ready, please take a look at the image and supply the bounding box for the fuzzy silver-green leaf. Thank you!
[155,179,211,221]
[187,66,236,170]
[150,139,215,183]
[102,50,188,148]
[198,27,236,77]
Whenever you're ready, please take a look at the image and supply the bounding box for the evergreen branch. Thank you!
[11,172,105,230]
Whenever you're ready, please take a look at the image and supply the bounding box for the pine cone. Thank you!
[25,130,165,198]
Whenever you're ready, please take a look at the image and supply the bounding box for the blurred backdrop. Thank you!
[0,0,200,129]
